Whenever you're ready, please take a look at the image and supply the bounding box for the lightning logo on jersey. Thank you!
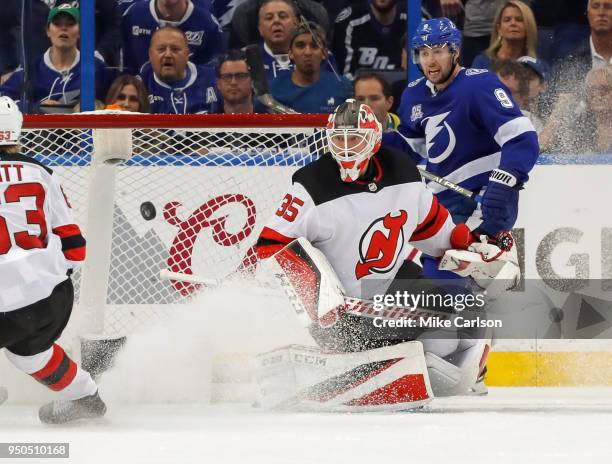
[423,112,456,164]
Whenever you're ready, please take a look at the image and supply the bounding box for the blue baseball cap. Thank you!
[517,56,549,81]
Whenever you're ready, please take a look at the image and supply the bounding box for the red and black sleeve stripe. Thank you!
[52,224,86,261]
[410,196,450,242]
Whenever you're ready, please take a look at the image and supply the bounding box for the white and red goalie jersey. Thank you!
[255,146,459,300]
[0,154,85,312]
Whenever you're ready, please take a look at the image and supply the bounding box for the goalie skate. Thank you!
[39,391,106,424]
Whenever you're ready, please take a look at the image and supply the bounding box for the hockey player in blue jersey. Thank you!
[122,0,223,72]
[383,18,539,279]
[139,26,218,114]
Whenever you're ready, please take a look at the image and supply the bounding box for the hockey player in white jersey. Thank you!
[253,99,518,410]
[0,97,106,424]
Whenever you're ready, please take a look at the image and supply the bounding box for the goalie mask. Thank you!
[0,96,22,146]
[326,99,382,183]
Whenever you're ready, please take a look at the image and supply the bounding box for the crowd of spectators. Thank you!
[0,0,609,154]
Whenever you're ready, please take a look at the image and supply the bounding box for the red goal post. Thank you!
[21,113,329,339]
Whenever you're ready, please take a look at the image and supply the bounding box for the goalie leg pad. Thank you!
[425,336,491,397]
[259,237,346,328]
[255,341,433,412]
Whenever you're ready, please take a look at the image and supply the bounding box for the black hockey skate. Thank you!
[39,391,106,424]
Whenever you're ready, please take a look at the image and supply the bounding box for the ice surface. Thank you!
[3,285,612,463]
[2,388,612,464]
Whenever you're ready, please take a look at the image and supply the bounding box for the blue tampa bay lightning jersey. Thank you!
[269,71,352,114]
[258,43,293,80]
[122,0,223,72]
[383,68,539,224]
[139,61,218,114]
[257,43,341,82]
[0,50,109,109]
[118,0,215,15]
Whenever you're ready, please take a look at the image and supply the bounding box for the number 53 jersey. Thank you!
[0,154,85,312]
[255,146,455,300]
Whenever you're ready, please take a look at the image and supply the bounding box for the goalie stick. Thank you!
[159,269,468,323]
[244,45,298,115]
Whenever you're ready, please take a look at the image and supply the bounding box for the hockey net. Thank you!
[22,113,329,339]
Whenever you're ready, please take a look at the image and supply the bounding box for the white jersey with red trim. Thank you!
[256,146,455,299]
[0,154,85,313]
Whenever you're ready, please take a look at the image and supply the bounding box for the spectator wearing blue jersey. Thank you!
[472,1,539,70]
[331,0,407,80]
[269,22,351,113]
[139,26,218,113]
[0,4,109,112]
[254,0,299,79]
[118,0,214,15]
[384,17,538,255]
[122,0,223,72]
[231,0,334,81]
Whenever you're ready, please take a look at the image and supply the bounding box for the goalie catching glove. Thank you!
[439,224,520,295]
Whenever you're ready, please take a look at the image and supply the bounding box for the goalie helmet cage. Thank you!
[22,113,329,339]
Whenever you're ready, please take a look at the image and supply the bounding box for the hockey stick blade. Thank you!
[418,166,483,203]
[159,269,221,286]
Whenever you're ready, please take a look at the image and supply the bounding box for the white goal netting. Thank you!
[22,113,329,338]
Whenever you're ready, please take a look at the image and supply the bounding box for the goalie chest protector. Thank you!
[259,146,454,300]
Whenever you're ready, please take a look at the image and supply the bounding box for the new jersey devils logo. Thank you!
[355,210,408,279]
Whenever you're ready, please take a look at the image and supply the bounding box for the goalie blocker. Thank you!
[255,237,505,410]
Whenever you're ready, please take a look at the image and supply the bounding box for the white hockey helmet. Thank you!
[326,99,382,183]
[0,96,23,146]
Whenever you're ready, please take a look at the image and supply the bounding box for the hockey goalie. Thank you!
[253,99,519,412]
